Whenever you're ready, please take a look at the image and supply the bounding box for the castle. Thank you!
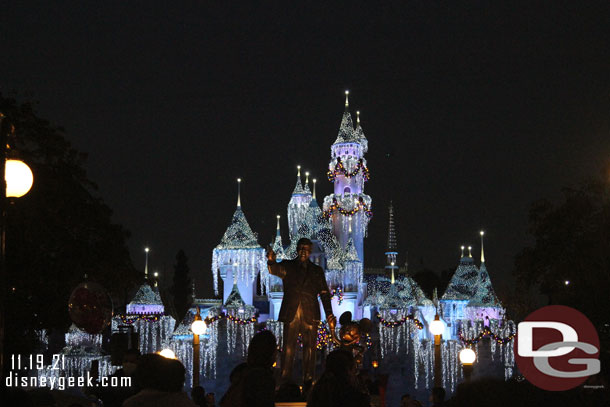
[39,92,516,401]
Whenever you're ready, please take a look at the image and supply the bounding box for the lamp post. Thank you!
[0,115,34,379]
[191,306,207,388]
[459,348,476,383]
[429,314,445,388]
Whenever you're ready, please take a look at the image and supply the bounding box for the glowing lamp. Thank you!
[191,319,207,335]
[459,348,476,365]
[429,318,445,337]
[159,349,176,359]
[5,159,33,198]
[372,360,379,369]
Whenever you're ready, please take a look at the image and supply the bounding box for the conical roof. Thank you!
[441,256,480,301]
[129,282,163,305]
[217,207,260,249]
[354,119,368,152]
[225,283,246,308]
[468,263,501,307]
[333,110,355,145]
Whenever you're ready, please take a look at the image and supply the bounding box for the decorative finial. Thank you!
[348,216,352,234]
[356,110,361,125]
[276,215,281,230]
[144,247,150,279]
[345,90,349,108]
[297,165,301,178]
[305,171,309,185]
[237,178,242,207]
[468,246,472,257]
[312,179,317,199]
[480,230,485,263]
[460,245,465,258]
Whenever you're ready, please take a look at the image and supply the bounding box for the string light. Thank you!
[376,313,424,329]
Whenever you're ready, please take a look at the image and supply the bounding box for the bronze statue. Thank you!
[267,238,337,386]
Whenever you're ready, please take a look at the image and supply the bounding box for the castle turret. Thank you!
[322,91,372,263]
[288,165,312,238]
[211,179,266,305]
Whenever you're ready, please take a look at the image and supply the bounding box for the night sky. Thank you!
[2,2,609,298]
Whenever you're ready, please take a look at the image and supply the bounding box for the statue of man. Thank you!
[267,237,337,387]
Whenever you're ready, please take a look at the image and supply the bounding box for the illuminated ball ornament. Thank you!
[5,159,34,197]
[429,318,445,337]
[159,349,176,359]
[459,348,476,365]
[191,319,207,335]
[68,281,113,334]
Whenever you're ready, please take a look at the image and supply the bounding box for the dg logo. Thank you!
[515,305,601,391]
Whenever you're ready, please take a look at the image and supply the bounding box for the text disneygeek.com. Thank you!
[5,372,131,391]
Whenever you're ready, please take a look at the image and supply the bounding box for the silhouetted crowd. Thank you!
[1,329,608,406]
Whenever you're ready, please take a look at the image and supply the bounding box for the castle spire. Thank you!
[303,171,311,194]
[237,178,242,207]
[356,110,360,125]
[292,165,304,195]
[460,245,465,258]
[387,202,397,251]
[468,246,472,258]
[385,202,399,276]
[312,179,317,200]
[333,91,355,144]
[480,230,485,263]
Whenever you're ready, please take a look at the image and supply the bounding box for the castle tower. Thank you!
[211,179,266,306]
[287,166,312,238]
[322,92,372,263]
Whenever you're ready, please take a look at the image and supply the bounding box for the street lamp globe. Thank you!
[459,348,476,365]
[191,319,207,335]
[159,348,176,359]
[5,159,33,197]
[429,319,445,336]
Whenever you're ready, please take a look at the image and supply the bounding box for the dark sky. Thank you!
[2,2,609,298]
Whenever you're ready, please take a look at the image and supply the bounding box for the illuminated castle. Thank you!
[45,92,514,398]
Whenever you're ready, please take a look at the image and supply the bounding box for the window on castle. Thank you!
[344,187,351,194]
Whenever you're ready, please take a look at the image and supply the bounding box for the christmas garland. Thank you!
[225,314,257,325]
[458,327,516,345]
[327,158,370,182]
[119,314,163,324]
[204,314,224,325]
[323,197,373,219]
[376,313,424,329]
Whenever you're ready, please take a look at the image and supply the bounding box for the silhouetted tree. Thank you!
[171,250,192,321]
[0,94,138,358]
[514,174,610,328]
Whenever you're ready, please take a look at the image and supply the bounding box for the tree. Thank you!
[0,95,139,356]
[171,249,192,321]
[514,174,610,327]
